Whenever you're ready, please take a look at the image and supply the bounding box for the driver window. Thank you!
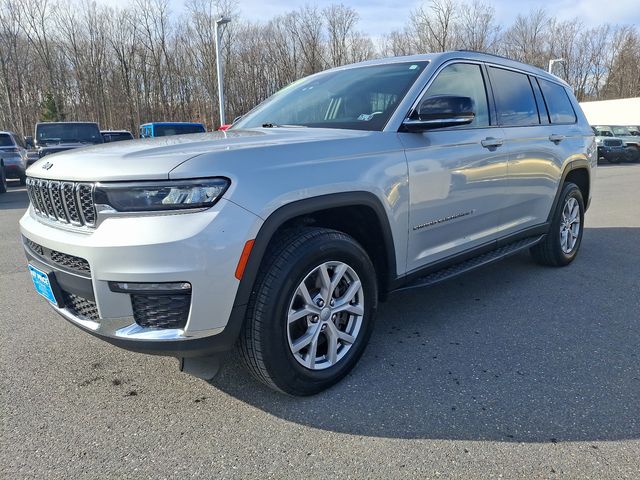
[421,63,490,128]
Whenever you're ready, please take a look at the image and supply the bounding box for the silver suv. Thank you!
[20,51,596,395]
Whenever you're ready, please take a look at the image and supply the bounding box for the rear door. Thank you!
[400,62,509,272]
[487,66,571,236]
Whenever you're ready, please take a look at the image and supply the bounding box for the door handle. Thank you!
[481,137,504,148]
[549,134,566,144]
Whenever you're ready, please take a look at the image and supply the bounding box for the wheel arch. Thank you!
[548,159,591,221]
[232,192,398,311]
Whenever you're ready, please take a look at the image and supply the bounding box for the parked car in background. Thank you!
[592,127,628,163]
[21,51,595,395]
[31,122,103,160]
[0,131,28,189]
[593,125,640,161]
[101,130,134,143]
[139,122,206,138]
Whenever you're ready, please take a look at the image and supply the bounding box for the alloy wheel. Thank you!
[560,196,580,254]
[286,261,364,370]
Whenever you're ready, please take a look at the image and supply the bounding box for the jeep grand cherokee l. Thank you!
[20,51,596,395]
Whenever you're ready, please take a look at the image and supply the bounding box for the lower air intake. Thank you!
[131,293,191,329]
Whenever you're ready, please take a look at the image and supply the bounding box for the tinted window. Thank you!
[420,63,490,127]
[103,132,134,142]
[154,124,206,136]
[489,67,539,126]
[538,79,576,124]
[235,62,428,131]
[0,134,15,147]
[531,78,550,124]
[36,123,103,144]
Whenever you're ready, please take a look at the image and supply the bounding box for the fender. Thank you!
[548,158,591,221]
[232,191,398,310]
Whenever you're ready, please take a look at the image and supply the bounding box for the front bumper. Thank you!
[20,198,261,356]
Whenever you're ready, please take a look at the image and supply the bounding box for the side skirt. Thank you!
[392,234,545,293]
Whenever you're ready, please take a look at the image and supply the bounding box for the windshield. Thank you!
[594,127,613,137]
[154,124,205,136]
[612,126,632,136]
[234,61,428,131]
[0,134,14,147]
[36,123,102,144]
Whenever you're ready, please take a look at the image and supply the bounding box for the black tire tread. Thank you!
[530,182,583,267]
[237,227,356,394]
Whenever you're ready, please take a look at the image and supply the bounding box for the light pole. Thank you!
[215,16,231,128]
[548,58,566,75]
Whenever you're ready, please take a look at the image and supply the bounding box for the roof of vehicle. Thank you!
[327,50,569,87]
[139,122,205,127]
[0,131,14,135]
[35,121,99,125]
[101,130,132,134]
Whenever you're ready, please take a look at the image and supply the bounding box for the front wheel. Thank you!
[530,182,584,266]
[238,227,378,395]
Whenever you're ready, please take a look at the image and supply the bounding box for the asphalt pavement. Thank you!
[1,164,639,479]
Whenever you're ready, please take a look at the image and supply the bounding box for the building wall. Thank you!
[579,98,640,126]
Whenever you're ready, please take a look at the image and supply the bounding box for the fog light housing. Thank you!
[108,282,192,329]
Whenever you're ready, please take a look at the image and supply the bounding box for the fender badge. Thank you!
[42,162,53,170]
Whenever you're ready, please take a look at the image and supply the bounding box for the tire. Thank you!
[238,227,378,396]
[0,165,7,194]
[629,146,640,163]
[530,182,584,267]
[19,174,27,186]
[607,154,621,164]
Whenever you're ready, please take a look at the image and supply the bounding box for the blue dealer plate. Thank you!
[28,264,59,306]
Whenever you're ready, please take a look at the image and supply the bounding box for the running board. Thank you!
[395,235,544,292]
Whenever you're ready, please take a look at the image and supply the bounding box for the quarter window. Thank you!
[538,79,577,124]
[420,63,490,128]
[489,67,539,127]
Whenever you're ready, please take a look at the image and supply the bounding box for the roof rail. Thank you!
[454,49,517,63]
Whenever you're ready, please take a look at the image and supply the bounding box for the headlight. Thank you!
[94,178,230,212]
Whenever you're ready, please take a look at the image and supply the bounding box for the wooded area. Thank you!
[1,0,639,137]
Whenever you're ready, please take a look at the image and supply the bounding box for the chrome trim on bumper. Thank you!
[54,305,224,342]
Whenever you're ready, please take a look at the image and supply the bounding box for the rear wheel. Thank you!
[530,182,584,266]
[238,227,378,395]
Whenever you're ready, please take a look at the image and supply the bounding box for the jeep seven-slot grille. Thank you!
[604,139,623,147]
[26,177,97,227]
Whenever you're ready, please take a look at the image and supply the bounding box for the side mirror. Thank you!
[403,95,475,132]
[25,136,34,148]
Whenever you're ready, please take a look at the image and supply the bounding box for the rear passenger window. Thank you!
[538,79,577,124]
[489,67,539,126]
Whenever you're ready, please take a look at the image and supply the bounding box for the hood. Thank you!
[26,128,371,182]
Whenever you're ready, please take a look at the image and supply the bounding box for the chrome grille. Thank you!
[26,178,96,228]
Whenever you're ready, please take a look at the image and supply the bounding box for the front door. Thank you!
[399,62,509,273]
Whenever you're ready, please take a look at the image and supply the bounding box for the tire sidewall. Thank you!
[550,183,584,264]
[260,233,378,394]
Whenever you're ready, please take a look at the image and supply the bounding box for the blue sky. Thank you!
[106,0,640,34]
[232,0,640,34]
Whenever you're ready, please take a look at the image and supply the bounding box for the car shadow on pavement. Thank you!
[0,184,29,211]
[209,227,640,443]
